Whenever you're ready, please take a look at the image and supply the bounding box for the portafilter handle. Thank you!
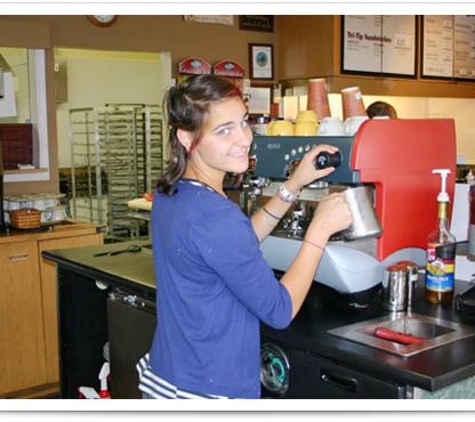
[315,151,342,169]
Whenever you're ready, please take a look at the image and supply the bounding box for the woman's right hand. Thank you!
[306,193,353,241]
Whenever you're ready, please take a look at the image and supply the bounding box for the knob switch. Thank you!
[315,151,341,169]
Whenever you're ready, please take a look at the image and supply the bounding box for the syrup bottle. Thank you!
[425,169,456,306]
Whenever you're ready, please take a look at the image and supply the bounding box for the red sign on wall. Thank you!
[213,60,245,78]
[177,57,212,75]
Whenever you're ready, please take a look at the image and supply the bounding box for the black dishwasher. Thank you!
[107,288,156,398]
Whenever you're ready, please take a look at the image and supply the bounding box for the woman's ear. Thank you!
[176,129,193,152]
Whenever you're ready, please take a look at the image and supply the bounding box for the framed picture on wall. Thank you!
[239,16,274,33]
[249,43,274,80]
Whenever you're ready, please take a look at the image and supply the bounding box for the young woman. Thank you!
[137,75,352,399]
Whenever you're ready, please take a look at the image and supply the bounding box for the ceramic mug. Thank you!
[295,120,317,136]
[7,201,20,211]
[344,116,369,136]
[33,199,47,211]
[266,120,294,136]
[20,201,34,209]
[317,117,345,136]
[296,110,318,124]
[50,206,67,222]
[41,209,53,223]
[44,198,59,208]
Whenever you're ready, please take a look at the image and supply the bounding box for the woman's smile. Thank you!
[229,148,250,158]
[189,96,253,180]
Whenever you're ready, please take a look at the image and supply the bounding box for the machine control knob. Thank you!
[315,151,341,169]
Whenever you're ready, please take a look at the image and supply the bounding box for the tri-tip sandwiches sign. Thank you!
[342,15,417,78]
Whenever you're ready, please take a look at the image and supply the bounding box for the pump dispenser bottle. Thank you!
[425,169,456,305]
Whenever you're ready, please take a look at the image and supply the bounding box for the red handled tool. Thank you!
[373,327,425,345]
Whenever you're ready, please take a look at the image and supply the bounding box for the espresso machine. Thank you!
[250,119,457,305]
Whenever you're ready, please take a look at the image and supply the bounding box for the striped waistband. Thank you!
[136,354,229,399]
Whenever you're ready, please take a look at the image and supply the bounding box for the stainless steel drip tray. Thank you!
[328,313,475,358]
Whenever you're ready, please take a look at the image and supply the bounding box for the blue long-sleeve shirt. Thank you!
[147,179,292,398]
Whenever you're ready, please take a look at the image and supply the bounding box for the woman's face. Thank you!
[190,96,252,178]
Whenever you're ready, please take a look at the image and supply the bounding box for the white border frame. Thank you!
[4,49,50,183]
[250,43,273,80]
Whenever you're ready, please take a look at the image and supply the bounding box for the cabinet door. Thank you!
[0,241,47,395]
[39,234,103,384]
[290,348,405,399]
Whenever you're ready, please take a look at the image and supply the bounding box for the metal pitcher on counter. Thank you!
[382,261,419,312]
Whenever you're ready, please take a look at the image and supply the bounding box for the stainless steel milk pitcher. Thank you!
[342,186,382,241]
[382,261,419,312]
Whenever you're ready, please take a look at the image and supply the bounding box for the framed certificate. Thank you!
[249,43,274,80]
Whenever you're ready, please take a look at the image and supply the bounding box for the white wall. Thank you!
[284,92,475,163]
[0,47,30,123]
[55,49,172,168]
[347,95,475,164]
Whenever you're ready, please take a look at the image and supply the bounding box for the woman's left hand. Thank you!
[286,144,339,193]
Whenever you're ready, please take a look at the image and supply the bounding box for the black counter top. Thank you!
[262,280,475,392]
[43,241,157,299]
[43,241,475,392]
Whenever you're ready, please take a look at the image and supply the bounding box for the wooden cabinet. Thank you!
[0,223,102,397]
[278,16,336,82]
[0,241,47,395]
[277,16,475,98]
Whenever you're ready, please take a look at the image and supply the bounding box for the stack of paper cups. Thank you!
[341,86,367,120]
[307,78,331,121]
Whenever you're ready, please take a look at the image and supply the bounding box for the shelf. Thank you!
[4,168,48,175]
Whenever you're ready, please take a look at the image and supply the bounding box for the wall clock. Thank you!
[87,15,118,28]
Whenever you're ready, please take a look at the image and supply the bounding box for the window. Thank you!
[0,48,49,182]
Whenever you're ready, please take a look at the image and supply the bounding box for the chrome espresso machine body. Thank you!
[251,119,457,303]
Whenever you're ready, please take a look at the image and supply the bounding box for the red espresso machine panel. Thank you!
[351,119,457,260]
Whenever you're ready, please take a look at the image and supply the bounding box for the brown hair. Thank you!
[366,101,398,119]
[156,74,243,195]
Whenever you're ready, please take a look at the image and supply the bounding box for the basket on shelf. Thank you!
[9,208,42,229]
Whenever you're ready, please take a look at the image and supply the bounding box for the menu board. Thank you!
[342,16,417,77]
[454,16,475,80]
[422,16,454,78]
[422,15,475,80]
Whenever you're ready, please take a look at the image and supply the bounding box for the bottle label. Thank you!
[425,243,454,292]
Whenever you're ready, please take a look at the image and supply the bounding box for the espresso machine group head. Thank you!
[254,118,457,296]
